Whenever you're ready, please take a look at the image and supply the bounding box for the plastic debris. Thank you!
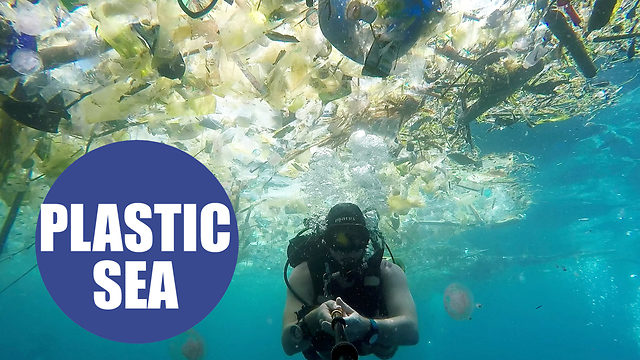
[544,9,597,78]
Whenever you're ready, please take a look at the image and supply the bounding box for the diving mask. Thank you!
[326,226,370,253]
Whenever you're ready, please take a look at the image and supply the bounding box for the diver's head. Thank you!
[324,203,370,266]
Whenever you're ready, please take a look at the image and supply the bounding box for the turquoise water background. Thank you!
[1,77,640,359]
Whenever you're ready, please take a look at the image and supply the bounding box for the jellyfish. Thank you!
[169,329,206,360]
[5,30,42,75]
[9,0,57,36]
[443,283,475,321]
[10,48,42,75]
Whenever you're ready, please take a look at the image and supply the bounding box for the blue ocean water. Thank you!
[1,80,640,360]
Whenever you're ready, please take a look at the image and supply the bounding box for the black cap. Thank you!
[326,203,366,229]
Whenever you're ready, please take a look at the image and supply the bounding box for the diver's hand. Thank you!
[312,300,341,335]
[336,297,372,341]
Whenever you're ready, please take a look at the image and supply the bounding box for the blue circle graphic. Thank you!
[35,140,239,343]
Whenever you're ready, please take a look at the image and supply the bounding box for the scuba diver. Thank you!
[317,0,442,77]
[282,203,418,360]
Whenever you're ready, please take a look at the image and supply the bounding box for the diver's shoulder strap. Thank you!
[367,248,384,274]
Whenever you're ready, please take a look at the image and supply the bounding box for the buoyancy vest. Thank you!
[304,248,387,356]
[307,248,386,317]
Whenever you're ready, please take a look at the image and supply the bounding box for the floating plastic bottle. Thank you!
[557,0,582,26]
[544,9,597,78]
[588,0,619,32]
[306,8,319,27]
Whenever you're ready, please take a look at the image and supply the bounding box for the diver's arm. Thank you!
[373,260,419,347]
[281,262,320,355]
